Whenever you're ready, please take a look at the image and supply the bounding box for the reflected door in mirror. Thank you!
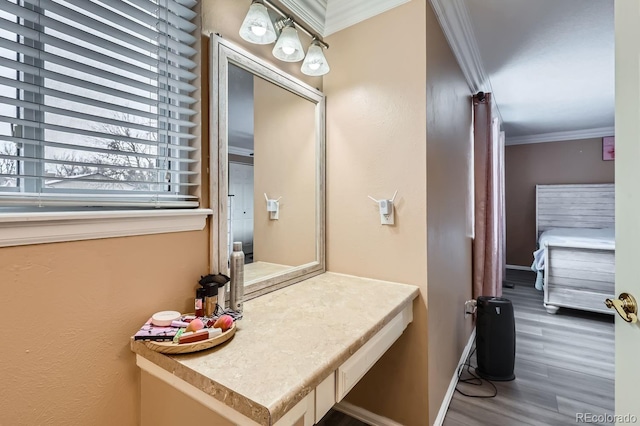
[229,162,254,260]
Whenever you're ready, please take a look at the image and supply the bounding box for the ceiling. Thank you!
[278,0,614,145]
[278,0,409,36]
[432,0,615,144]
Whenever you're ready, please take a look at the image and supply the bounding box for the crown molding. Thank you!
[429,0,505,126]
[429,0,489,93]
[506,127,615,146]
[324,0,410,36]
[278,0,411,37]
[278,0,327,36]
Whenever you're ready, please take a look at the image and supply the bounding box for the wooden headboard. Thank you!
[536,183,615,238]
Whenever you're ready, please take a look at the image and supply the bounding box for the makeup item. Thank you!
[203,284,219,317]
[185,318,204,332]
[229,242,245,313]
[134,318,178,341]
[178,327,222,344]
[171,320,190,328]
[213,314,234,332]
[172,328,186,343]
[151,311,181,326]
[195,287,205,317]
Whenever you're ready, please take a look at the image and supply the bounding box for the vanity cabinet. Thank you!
[336,304,413,402]
[132,273,418,426]
[315,373,336,423]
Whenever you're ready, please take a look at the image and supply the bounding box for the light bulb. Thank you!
[239,2,276,44]
[251,25,267,36]
[282,45,295,55]
[272,23,304,62]
[301,41,330,76]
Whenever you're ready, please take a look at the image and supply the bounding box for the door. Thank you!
[614,0,640,421]
[229,161,254,255]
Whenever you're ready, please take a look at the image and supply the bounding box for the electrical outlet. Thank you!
[464,299,477,318]
[380,208,394,225]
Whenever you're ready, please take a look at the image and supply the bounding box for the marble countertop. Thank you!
[131,272,419,425]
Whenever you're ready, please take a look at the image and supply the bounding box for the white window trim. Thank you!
[0,208,212,247]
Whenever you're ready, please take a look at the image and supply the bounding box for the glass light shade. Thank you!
[272,25,305,62]
[239,2,276,45]
[301,42,330,76]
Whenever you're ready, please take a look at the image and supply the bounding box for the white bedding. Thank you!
[531,227,615,290]
[538,227,615,249]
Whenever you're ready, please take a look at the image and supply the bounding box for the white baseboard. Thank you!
[334,329,476,426]
[333,401,403,426]
[506,264,530,271]
[433,327,476,426]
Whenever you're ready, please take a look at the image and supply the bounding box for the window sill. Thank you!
[0,209,213,248]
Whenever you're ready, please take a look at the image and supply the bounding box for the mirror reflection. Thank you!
[227,63,317,286]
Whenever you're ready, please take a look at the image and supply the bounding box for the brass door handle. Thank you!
[605,293,638,323]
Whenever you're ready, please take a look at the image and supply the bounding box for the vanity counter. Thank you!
[131,272,419,425]
[244,261,292,283]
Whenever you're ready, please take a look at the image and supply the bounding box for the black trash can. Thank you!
[475,296,516,381]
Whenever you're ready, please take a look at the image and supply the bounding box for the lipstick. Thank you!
[178,328,222,344]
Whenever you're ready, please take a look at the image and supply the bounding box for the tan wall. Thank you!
[505,138,615,266]
[0,232,209,426]
[253,77,317,266]
[0,2,210,424]
[324,2,429,424]
[425,4,474,424]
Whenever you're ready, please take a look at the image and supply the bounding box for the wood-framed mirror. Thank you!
[210,35,325,300]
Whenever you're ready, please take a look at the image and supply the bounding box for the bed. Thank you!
[533,183,615,315]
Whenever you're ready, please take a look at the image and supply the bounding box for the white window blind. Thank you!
[0,0,199,208]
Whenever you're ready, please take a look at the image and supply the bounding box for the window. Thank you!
[0,0,198,209]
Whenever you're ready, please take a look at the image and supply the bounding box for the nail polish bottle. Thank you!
[195,287,205,317]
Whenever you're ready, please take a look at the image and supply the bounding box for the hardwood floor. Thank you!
[444,270,615,426]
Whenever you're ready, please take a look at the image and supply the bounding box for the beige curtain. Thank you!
[472,93,505,298]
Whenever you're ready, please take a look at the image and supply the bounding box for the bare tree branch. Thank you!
[0,143,17,187]
[91,113,160,189]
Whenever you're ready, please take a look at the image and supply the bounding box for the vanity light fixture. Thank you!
[238,0,330,74]
[239,1,277,45]
[273,20,305,62]
[301,39,330,76]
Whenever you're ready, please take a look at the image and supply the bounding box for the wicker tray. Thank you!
[142,322,236,354]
